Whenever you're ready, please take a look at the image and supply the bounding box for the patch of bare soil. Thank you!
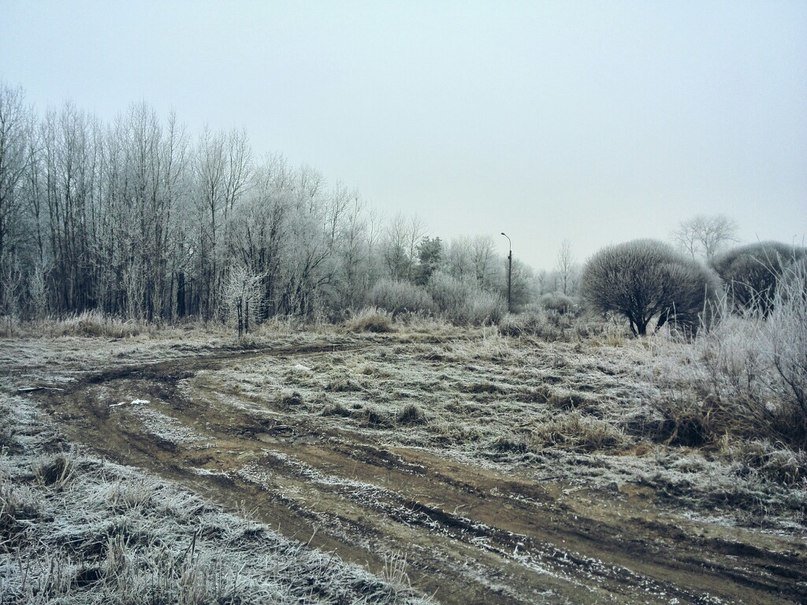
[15,333,807,604]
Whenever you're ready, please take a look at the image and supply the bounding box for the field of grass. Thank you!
[1,316,805,603]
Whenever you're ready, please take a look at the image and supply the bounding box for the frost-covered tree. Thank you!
[711,242,807,316]
[193,127,251,319]
[381,214,422,282]
[38,103,102,314]
[555,239,577,295]
[443,235,499,290]
[0,84,553,325]
[0,84,32,315]
[224,264,260,338]
[333,195,371,310]
[581,239,720,336]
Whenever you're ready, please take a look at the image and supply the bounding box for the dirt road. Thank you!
[29,341,806,604]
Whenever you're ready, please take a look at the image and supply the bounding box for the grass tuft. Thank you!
[33,452,76,489]
[397,404,427,425]
[346,307,395,333]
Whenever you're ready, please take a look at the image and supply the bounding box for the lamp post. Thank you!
[501,232,512,313]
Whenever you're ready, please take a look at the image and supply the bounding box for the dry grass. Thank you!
[179,322,806,531]
[528,412,629,452]
[1,310,150,339]
[2,310,805,588]
[346,307,395,333]
[650,261,807,451]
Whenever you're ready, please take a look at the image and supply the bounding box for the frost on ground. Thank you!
[198,329,806,533]
[3,322,806,604]
[0,395,431,604]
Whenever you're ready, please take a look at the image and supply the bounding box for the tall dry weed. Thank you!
[658,260,807,451]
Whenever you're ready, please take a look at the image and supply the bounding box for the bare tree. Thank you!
[555,239,576,295]
[39,103,101,313]
[673,214,738,260]
[224,263,260,338]
[333,193,369,309]
[0,84,32,314]
[470,235,496,287]
[194,127,252,319]
[382,213,423,282]
[442,235,499,289]
[444,236,473,281]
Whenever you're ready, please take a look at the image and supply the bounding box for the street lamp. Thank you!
[501,232,512,313]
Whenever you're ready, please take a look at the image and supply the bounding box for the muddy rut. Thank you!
[34,345,806,604]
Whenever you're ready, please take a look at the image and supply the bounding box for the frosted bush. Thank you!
[539,292,578,315]
[369,279,434,316]
[428,272,505,325]
[679,260,807,449]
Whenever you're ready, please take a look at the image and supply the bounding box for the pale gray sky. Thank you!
[2,0,805,269]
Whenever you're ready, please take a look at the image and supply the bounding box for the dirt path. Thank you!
[31,345,807,604]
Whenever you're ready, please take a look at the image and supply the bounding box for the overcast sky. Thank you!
[2,0,805,270]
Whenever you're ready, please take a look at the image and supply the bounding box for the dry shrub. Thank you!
[279,391,304,407]
[546,390,597,413]
[380,551,411,591]
[636,396,716,447]
[33,452,76,489]
[570,315,633,345]
[490,434,529,454]
[321,402,352,417]
[538,292,579,315]
[498,311,563,339]
[325,377,364,392]
[650,261,807,453]
[346,307,395,333]
[0,481,41,550]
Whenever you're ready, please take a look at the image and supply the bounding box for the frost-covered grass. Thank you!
[188,323,805,531]
[2,310,805,599]
[670,262,807,450]
[0,396,432,605]
[0,310,151,339]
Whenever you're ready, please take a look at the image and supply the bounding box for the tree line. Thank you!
[8,85,795,336]
[0,84,533,325]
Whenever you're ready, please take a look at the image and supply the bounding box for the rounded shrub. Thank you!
[580,239,720,336]
[711,242,807,316]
